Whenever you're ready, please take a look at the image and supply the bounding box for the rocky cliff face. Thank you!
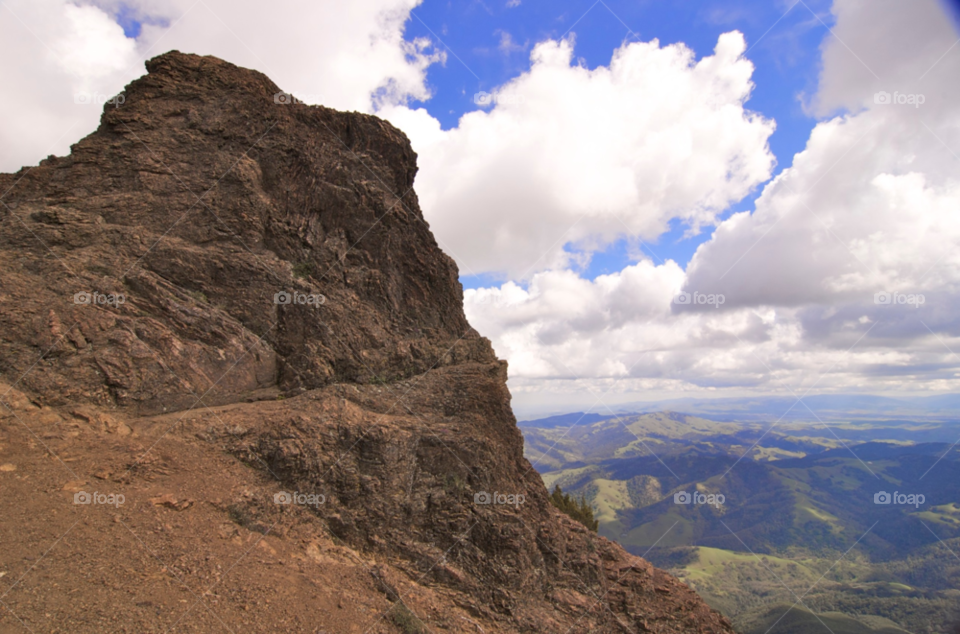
[0,52,734,633]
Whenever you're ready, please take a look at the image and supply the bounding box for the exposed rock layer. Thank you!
[0,51,734,633]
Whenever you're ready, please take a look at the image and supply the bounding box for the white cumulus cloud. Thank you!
[383,30,776,278]
[0,0,139,171]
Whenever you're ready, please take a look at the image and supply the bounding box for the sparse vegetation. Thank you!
[227,503,253,527]
[550,485,599,532]
[292,261,314,279]
[186,289,208,303]
[390,602,427,634]
[444,473,467,496]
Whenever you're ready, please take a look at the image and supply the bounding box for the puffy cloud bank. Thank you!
[426,0,960,413]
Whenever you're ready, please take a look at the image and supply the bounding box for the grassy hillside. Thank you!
[739,603,911,634]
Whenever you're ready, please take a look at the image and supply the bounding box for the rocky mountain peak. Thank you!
[2,50,492,416]
[0,52,734,633]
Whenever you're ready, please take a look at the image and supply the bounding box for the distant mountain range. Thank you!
[518,393,960,425]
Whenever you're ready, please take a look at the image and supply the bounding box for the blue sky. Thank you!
[399,0,835,288]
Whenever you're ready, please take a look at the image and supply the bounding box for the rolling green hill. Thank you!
[739,604,911,634]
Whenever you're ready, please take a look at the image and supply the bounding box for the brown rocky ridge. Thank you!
[0,51,735,633]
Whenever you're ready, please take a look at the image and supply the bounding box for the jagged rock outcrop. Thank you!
[0,51,734,633]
